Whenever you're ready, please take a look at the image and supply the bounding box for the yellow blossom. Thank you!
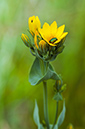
[21,16,68,61]
[39,21,68,46]
[28,16,41,35]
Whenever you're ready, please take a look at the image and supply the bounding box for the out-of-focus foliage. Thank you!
[0,0,85,129]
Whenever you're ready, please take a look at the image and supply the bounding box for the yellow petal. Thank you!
[43,22,50,30]
[36,16,41,29]
[38,28,47,43]
[48,42,57,46]
[60,32,68,39]
[54,39,61,44]
[42,22,51,38]
[34,33,38,48]
[56,25,65,38]
[39,23,49,34]
[39,22,51,41]
[51,21,57,29]
[50,21,57,36]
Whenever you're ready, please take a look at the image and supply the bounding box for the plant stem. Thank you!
[43,81,49,129]
[52,101,59,129]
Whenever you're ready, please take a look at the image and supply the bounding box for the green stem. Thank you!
[43,81,49,129]
[52,102,59,129]
[40,58,44,75]
[39,58,49,75]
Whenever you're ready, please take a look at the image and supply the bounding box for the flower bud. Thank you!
[21,33,30,47]
[28,16,41,35]
[39,40,46,51]
[67,124,74,129]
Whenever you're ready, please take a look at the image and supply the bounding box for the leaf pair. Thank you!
[33,100,66,129]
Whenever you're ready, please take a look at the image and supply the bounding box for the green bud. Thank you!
[21,33,30,47]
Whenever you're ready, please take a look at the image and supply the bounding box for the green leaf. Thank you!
[49,124,53,128]
[53,92,63,102]
[40,124,44,129]
[57,100,66,127]
[41,63,60,81]
[29,58,47,85]
[49,124,58,129]
[29,58,62,85]
[33,100,40,129]
[54,124,58,129]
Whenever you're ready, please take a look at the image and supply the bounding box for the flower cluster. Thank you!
[21,16,68,62]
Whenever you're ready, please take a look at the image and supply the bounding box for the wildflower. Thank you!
[21,16,68,61]
[38,21,68,46]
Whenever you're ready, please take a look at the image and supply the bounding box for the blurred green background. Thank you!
[0,0,85,129]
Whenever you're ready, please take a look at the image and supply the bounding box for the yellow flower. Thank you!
[28,16,41,35]
[39,21,68,46]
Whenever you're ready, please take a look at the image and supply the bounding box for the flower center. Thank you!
[49,38,58,43]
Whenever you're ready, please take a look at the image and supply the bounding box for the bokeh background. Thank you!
[0,0,85,129]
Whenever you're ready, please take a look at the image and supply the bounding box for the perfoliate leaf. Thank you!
[53,92,63,102]
[33,100,40,129]
[29,58,47,85]
[29,58,62,85]
[57,100,66,127]
[41,63,60,81]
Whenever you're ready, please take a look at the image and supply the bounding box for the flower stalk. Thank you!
[43,81,49,129]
